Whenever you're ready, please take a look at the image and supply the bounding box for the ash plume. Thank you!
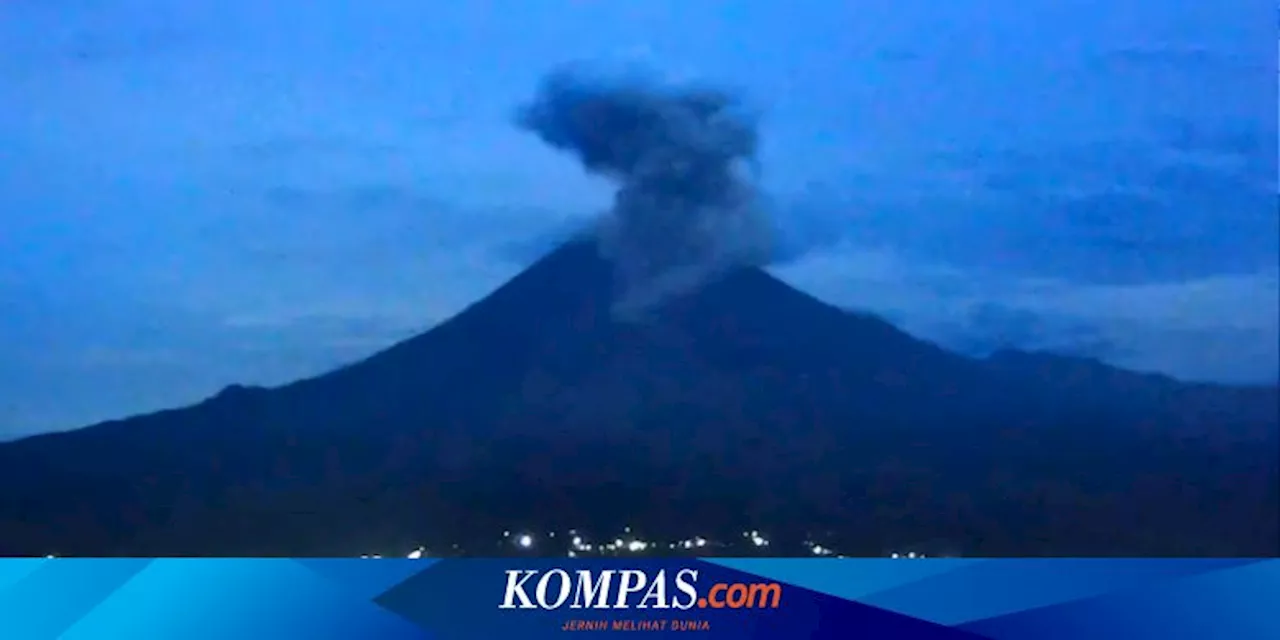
[516,63,774,316]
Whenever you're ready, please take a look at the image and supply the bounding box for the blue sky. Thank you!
[1,0,1275,437]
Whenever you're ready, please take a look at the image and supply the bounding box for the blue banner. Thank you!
[0,558,1275,639]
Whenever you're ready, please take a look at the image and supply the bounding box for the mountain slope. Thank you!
[1,238,1276,556]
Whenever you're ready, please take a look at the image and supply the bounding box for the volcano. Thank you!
[1,238,1277,557]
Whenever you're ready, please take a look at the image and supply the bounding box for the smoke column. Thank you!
[515,63,774,316]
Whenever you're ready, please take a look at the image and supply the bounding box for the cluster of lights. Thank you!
[348,528,959,560]
[357,529,761,559]
[38,527,953,561]
[669,536,710,551]
[805,541,835,556]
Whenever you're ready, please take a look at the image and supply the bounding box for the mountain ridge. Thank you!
[8,237,1272,446]
[0,238,1276,556]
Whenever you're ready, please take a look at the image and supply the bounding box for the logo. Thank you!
[498,568,782,610]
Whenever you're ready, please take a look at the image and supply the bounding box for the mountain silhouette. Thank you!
[1,238,1276,556]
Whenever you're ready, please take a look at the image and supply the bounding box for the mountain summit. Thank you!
[1,238,1276,556]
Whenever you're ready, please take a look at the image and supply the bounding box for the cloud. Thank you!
[1161,119,1277,162]
[1091,45,1269,76]
[515,61,772,314]
[946,303,1126,361]
[892,131,1279,283]
[774,243,1279,384]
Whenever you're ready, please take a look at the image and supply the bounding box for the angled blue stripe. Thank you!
[0,558,153,640]
[58,559,430,640]
[860,558,1256,626]
[294,559,439,600]
[959,560,1280,640]
[0,559,51,594]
